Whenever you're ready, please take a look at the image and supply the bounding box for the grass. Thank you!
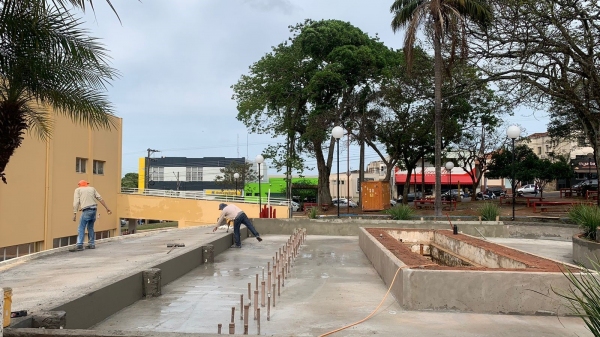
[478,202,499,221]
[385,204,415,220]
[136,221,178,231]
[569,205,600,241]
[308,207,319,219]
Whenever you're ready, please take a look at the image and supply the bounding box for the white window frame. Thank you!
[186,167,203,181]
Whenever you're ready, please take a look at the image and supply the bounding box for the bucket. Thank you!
[3,287,12,328]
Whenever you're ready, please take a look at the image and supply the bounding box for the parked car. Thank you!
[390,199,397,206]
[120,219,127,227]
[441,189,464,201]
[397,192,423,202]
[332,198,358,208]
[517,184,537,195]
[277,201,300,212]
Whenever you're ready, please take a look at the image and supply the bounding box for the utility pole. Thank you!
[145,148,160,190]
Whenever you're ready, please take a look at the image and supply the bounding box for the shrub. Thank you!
[569,204,600,241]
[308,207,319,219]
[385,204,414,220]
[554,261,600,336]
[479,202,499,221]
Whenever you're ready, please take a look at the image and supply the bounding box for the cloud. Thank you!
[243,0,298,15]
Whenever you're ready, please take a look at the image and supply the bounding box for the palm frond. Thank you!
[21,103,53,141]
[390,0,425,32]
[450,0,493,28]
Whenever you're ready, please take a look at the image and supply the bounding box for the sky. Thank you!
[79,0,550,176]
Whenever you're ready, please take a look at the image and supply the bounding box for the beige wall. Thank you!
[0,113,122,252]
[116,194,287,227]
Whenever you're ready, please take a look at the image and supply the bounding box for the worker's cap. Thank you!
[78,180,89,187]
[219,203,227,210]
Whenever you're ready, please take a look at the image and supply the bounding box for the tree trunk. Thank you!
[403,169,414,205]
[314,139,333,207]
[359,138,365,206]
[433,23,444,216]
[0,107,27,184]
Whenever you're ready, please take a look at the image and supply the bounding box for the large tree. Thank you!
[121,173,138,189]
[214,162,258,192]
[470,0,600,182]
[0,0,118,183]
[390,0,493,215]
[233,19,392,205]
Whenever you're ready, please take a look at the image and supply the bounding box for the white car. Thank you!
[277,201,300,212]
[332,198,358,208]
[517,184,538,195]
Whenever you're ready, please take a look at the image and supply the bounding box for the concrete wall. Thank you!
[253,218,579,241]
[0,113,122,252]
[359,228,574,315]
[433,233,528,269]
[15,228,249,330]
[116,194,287,227]
[572,234,600,269]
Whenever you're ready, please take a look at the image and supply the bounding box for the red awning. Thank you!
[395,167,476,185]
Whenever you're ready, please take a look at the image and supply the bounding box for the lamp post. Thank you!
[234,172,240,200]
[588,154,593,179]
[332,126,344,218]
[507,125,521,221]
[286,173,292,219]
[445,161,454,199]
[256,155,264,218]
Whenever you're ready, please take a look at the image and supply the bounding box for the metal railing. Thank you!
[120,188,291,205]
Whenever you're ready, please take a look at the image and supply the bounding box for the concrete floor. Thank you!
[0,226,223,314]
[488,238,574,264]
[93,235,591,337]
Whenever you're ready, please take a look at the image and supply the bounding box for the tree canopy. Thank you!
[232,19,395,204]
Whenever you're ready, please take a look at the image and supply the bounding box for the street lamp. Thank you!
[588,153,593,179]
[445,161,454,199]
[507,125,521,221]
[332,126,344,218]
[256,155,264,218]
[234,172,240,200]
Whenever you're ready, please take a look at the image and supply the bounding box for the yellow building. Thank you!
[0,113,122,261]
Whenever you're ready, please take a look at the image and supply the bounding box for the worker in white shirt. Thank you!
[72,180,112,251]
[213,203,262,248]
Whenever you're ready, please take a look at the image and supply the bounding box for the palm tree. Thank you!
[0,0,118,183]
[390,0,492,215]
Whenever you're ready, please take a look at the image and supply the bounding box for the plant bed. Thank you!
[360,227,582,315]
[572,233,600,269]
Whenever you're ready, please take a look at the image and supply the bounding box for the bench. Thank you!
[560,188,573,198]
[414,199,456,210]
[303,203,329,212]
[499,196,543,207]
[586,190,599,200]
[533,201,594,213]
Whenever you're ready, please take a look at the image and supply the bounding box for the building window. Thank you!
[537,147,542,155]
[149,167,164,182]
[1,242,39,261]
[93,160,105,175]
[186,167,203,181]
[76,157,87,173]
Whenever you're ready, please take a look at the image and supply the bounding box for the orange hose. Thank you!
[318,263,437,337]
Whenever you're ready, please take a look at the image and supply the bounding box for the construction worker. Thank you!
[72,180,112,251]
[213,203,262,248]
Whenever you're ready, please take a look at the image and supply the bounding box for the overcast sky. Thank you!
[80,0,549,176]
